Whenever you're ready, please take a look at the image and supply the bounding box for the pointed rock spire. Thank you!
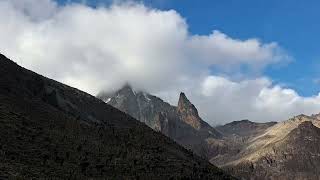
[177,92,202,130]
[178,92,200,117]
[178,92,192,107]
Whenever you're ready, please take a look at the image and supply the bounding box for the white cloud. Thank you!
[185,76,320,125]
[188,31,289,69]
[1,0,319,125]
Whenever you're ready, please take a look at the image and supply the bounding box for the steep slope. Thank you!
[207,120,277,167]
[177,92,221,138]
[0,54,235,179]
[221,115,320,180]
[177,92,205,130]
[98,84,177,129]
[98,86,221,155]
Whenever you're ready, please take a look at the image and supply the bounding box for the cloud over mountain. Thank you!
[1,0,320,124]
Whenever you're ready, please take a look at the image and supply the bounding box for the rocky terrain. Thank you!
[98,86,221,155]
[218,115,320,180]
[207,120,277,167]
[0,53,235,179]
[100,85,320,180]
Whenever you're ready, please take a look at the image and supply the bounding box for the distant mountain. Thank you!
[217,115,320,180]
[97,85,221,155]
[206,120,277,167]
[99,84,320,179]
[95,64,320,180]
[0,54,235,179]
[216,119,277,137]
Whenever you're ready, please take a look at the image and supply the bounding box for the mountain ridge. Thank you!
[0,53,235,179]
[220,114,320,180]
[98,85,222,156]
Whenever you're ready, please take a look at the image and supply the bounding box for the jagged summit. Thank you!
[115,83,136,98]
[178,92,195,109]
[177,92,203,130]
[176,92,222,138]
[97,83,136,102]
[178,92,199,115]
[98,87,222,157]
[178,92,191,105]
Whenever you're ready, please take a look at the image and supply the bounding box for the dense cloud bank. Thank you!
[1,0,320,124]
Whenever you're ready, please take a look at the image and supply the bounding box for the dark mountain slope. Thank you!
[0,54,235,179]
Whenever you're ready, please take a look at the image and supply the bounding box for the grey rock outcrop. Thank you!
[97,86,222,155]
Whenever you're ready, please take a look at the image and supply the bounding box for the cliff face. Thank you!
[98,87,222,156]
[0,53,235,179]
[177,92,202,130]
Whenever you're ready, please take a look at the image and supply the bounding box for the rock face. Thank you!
[99,84,177,129]
[177,92,202,130]
[0,54,235,179]
[98,79,320,180]
[217,115,320,180]
[100,84,320,179]
[98,85,222,155]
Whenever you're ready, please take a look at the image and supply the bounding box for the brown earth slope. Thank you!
[220,115,320,180]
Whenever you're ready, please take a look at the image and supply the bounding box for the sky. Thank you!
[2,0,320,125]
[62,0,320,96]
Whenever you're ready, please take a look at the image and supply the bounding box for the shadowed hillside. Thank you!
[0,54,235,179]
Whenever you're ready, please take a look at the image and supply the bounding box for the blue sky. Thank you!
[167,0,320,96]
[178,0,320,96]
[55,0,320,96]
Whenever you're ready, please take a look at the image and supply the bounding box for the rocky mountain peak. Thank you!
[177,92,199,116]
[177,92,202,130]
[178,92,194,108]
[104,83,141,120]
[117,83,135,96]
[178,92,189,103]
